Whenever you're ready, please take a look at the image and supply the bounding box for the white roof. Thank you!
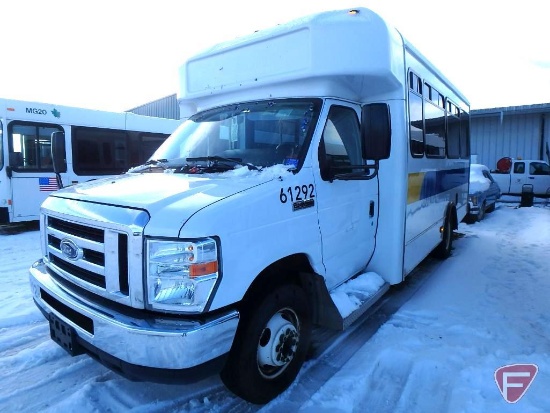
[178,8,405,116]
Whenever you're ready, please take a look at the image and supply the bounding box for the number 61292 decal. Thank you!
[279,184,316,211]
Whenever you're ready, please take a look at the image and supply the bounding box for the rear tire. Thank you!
[433,214,453,259]
[220,284,312,404]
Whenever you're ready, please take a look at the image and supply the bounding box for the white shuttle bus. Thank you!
[0,98,180,224]
[29,8,470,404]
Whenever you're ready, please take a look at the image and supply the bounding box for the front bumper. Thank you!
[29,259,239,371]
[467,201,480,216]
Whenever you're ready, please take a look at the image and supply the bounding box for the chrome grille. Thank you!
[46,216,130,297]
[40,195,149,309]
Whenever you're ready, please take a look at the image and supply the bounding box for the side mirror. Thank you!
[318,139,334,182]
[51,131,67,174]
[361,103,391,160]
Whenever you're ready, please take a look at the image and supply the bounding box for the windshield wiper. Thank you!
[144,158,169,169]
[186,156,260,171]
[129,158,170,172]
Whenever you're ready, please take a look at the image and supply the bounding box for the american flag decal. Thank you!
[39,177,58,192]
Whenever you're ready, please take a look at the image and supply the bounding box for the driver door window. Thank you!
[320,106,362,177]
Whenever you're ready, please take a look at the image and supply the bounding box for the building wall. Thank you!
[127,94,180,120]
[471,110,550,169]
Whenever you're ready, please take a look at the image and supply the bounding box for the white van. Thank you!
[29,8,470,404]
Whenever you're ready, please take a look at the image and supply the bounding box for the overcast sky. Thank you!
[1,0,549,113]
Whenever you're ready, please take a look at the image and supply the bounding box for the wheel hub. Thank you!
[258,311,299,371]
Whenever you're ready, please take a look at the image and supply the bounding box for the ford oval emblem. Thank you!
[60,238,83,261]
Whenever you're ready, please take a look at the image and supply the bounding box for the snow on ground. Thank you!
[330,272,386,318]
[296,203,550,413]
[0,201,549,412]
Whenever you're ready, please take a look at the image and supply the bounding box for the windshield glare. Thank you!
[151,99,320,169]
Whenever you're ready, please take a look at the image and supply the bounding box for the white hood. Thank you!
[50,165,293,236]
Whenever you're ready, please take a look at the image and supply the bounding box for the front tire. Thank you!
[477,201,486,221]
[220,284,312,404]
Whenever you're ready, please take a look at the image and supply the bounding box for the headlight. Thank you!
[146,238,219,313]
[469,195,478,206]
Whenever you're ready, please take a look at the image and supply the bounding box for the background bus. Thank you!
[0,98,181,224]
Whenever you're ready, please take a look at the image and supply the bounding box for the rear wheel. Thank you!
[220,284,312,404]
[433,213,453,259]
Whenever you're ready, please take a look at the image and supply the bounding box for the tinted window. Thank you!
[409,91,424,157]
[72,127,128,175]
[128,132,169,166]
[424,83,432,100]
[424,101,446,158]
[530,161,550,175]
[8,122,62,171]
[447,114,460,159]
[409,72,422,94]
[459,111,470,158]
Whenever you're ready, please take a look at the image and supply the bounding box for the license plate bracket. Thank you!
[49,312,84,356]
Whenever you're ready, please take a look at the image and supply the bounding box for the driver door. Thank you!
[313,102,378,289]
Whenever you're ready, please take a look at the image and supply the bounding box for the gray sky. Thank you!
[1,0,548,112]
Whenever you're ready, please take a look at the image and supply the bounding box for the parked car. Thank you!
[467,164,501,222]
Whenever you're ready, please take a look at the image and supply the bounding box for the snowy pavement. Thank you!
[0,202,548,412]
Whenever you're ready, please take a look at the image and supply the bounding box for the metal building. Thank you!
[471,103,550,169]
[127,94,180,120]
[129,95,550,169]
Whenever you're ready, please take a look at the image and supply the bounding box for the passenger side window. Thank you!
[514,162,525,174]
[320,105,362,177]
[530,162,550,175]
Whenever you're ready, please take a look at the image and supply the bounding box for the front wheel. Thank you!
[477,201,486,221]
[220,284,312,404]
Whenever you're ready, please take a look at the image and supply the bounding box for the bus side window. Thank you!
[424,101,445,158]
[8,122,60,171]
[72,127,128,175]
[408,91,424,157]
[138,133,169,164]
[446,113,460,159]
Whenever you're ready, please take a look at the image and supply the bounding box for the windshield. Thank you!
[150,99,321,171]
